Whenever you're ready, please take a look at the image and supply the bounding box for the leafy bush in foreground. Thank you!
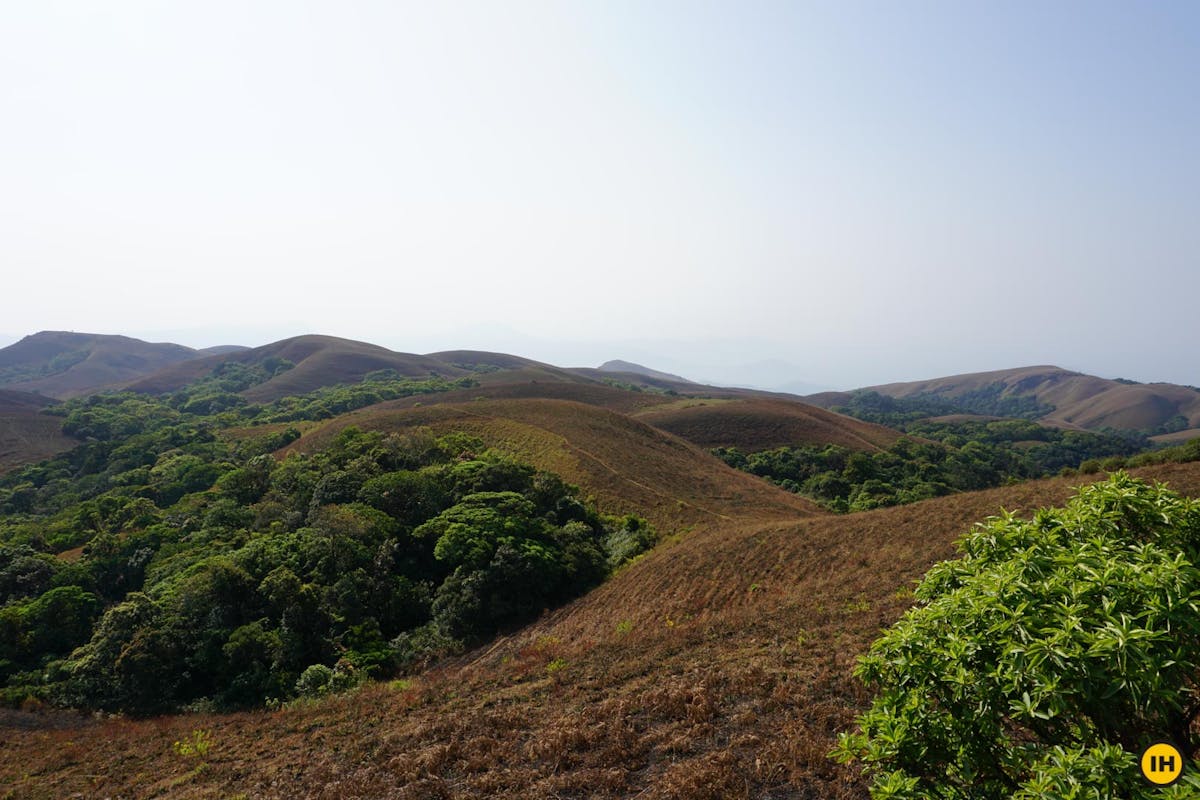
[833,473,1200,798]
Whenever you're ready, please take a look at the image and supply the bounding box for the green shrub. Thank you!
[833,473,1200,798]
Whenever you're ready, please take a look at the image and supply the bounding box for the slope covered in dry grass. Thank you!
[634,397,902,453]
[0,390,75,474]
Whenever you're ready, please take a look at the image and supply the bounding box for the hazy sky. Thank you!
[2,1,1197,389]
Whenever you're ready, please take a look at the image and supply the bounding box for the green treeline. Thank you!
[714,419,1147,512]
[831,387,1056,424]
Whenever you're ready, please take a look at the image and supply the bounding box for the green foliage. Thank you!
[1081,435,1200,475]
[172,729,212,760]
[833,387,1056,425]
[715,419,1146,512]
[833,474,1200,798]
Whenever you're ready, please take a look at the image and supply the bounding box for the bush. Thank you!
[294,663,334,698]
[833,473,1200,798]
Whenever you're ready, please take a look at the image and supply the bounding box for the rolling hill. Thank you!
[121,336,900,457]
[0,331,213,399]
[807,365,1200,436]
[0,332,903,478]
[126,335,469,401]
[634,397,902,452]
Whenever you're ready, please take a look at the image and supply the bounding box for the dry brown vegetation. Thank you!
[634,398,901,453]
[0,391,75,474]
[8,411,1200,800]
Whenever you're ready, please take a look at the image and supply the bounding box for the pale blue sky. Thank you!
[1,1,1196,389]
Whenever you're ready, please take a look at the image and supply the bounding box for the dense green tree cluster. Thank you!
[834,474,1200,798]
[0,426,652,713]
[714,419,1145,512]
[832,388,1056,425]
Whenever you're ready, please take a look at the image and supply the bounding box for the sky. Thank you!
[1,1,1197,390]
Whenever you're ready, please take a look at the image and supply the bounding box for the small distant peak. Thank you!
[598,360,692,384]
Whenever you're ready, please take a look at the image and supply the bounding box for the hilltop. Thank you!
[597,359,694,384]
[807,365,1200,437]
[0,331,217,399]
[633,397,901,452]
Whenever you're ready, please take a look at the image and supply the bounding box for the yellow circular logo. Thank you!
[1141,741,1185,786]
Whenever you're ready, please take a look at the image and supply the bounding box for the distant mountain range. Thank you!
[0,331,906,475]
[3,333,1199,449]
[805,365,1200,439]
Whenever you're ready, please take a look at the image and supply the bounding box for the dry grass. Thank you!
[634,398,901,453]
[7,450,1200,798]
[0,412,75,474]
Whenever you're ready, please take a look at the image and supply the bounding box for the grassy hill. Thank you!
[634,397,902,452]
[127,335,469,401]
[0,390,75,473]
[807,365,1200,436]
[355,367,902,456]
[0,332,206,399]
[8,444,1200,798]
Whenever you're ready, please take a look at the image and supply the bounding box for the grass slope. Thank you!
[0,390,75,474]
[0,332,201,399]
[9,460,1200,798]
[348,370,902,456]
[635,397,902,453]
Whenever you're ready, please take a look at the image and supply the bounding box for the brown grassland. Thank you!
[0,391,75,475]
[7,401,1200,798]
[633,398,901,453]
[7,460,1200,799]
